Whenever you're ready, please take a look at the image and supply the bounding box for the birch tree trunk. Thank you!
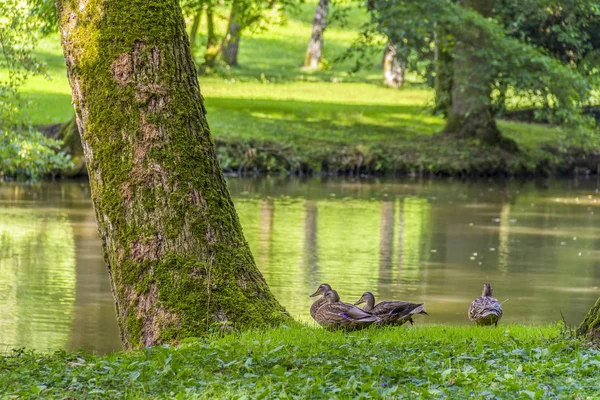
[383,41,406,89]
[57,0,289,349]
[304,0,330,69]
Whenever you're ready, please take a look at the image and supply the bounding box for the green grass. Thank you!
[2,324,599,398]
[8,1,600,176]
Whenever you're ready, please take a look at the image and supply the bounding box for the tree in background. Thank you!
[181,0,222,70]
[57,0,290,348]
[444,0,501,145]
[0,0,70,179]
[304,0,330,69]
[363,0,594,148]
[182,0,293,70]
[382,41,406,89]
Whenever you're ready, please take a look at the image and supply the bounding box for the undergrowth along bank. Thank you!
[1,324,599,399]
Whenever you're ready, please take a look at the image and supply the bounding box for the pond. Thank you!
[1,177,599,354]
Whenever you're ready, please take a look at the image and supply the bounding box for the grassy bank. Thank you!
[1,324,598,398]
[11,3,600,177]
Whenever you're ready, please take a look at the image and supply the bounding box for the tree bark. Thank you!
[304,0,330,69]
[189,11,202,55]
[444,0,506,146]
[201,5,221,71]
[433,26,453,116]
[57,0,289,349]
[221,1,242,66]
[383,41,406,89]
[578,298,600,340]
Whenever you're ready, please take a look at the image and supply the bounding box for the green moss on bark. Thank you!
[57,0,290,349]
[578,297,600,340]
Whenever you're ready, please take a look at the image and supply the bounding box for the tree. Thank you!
[578,298,600,339]
[443,0,501,145]
[362,0,593,148]
[0,0,71,179]
[221,0,243,66]
[181,0,221,70]
[382,40,406,89]
[304,0,330,69]
[56,0,290,349]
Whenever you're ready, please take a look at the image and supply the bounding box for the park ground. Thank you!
[1,324,599,398]
[16,3,600,177]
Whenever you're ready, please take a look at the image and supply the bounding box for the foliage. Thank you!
[181,0,300,66]
[0,0,70,179]
[1,324,599,398]
[0,126,69,179]
[362,0,596,126]
[496,0,600,82]
[7,3,600,178]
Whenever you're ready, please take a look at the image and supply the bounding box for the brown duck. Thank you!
[468,283,503,327]
[354,292,428,326]
[309,283,333,318]
[313,290,380,331]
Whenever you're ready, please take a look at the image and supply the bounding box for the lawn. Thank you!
[2,324,599,399]
[10,2,600,176]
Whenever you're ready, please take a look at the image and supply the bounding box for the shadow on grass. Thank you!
[206,98,444,144]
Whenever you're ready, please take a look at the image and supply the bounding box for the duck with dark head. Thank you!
[309,283,333,318]
[468,282,503,327]
[313,290,380,331]
[354,292,428,326]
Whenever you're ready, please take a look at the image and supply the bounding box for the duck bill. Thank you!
[309,291,320,298]
[354,299,365,306]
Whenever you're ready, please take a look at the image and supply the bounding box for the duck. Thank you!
[313,290,380,331]
[354,292,428,326]
[309,283,333,318]
[468,282,503,326]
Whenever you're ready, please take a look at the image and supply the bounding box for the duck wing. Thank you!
[334,303,379,321]
[373,301,428,317]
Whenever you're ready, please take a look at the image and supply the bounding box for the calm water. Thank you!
[1,177,600,354]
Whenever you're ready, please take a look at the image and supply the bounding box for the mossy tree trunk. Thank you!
[383,41,406,89]
[189,11,202,55]
[221,0,242,66]
[578,298,600,340]
[57,0,289,349]
[201,5,221,72]
[304,0,329,69]
[444,0,503,145]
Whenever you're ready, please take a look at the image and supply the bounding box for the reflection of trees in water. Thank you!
[256,199,274,280]
[497,203,511,273]
[398,197,431,286]
[267,200,306,318]
[303,200,319,284]
[0,209,76,351]
[68,211,121,354]
[316,200,380,301]
[378,201,395,296]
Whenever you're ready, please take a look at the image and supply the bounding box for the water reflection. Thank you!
[1,178,600,354]
[0,208,76,351]
[0,183,121,354]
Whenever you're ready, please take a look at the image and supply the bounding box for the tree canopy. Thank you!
[364,0,596,131]
[0,0,70,179]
